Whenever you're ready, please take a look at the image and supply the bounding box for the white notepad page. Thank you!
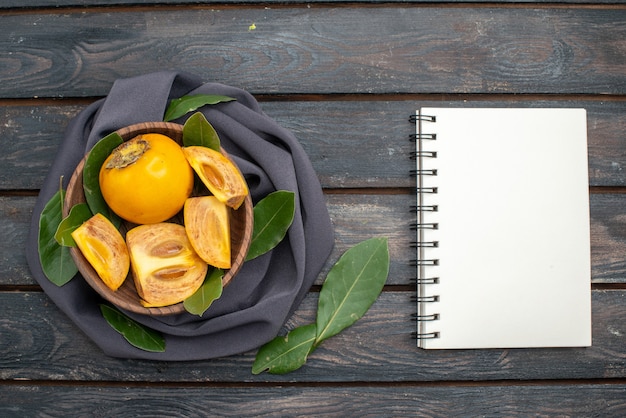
[416,108,591,349]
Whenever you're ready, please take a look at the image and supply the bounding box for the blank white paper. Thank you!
[416,108,591,349]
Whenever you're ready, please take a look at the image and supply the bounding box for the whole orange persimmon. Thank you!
[99,133,194,224]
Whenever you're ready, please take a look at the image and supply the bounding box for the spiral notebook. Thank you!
[411,107,592,349]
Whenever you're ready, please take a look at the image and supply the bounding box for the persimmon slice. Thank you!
[182,146,248,209]
[184,196,231,269]
[126,223,207,307]
[71,213,130,291]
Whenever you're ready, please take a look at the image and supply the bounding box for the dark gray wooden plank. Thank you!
[1,8,624,98]
[0,101,416,190]
[5,0,625,8]
[1,383,625,417]
[4,192,626,286]
[1,193,414,285]
[591,193,626,283]
[1,100,625,190]
[0,197,33,286]
[0,290,623,382]
[0,105,79,191]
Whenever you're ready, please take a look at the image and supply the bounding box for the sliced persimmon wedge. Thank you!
[71,213,130,291]
[184,196,231,270]
[182,146,248,210]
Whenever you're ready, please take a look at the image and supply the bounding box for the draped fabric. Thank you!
[26,72,334,360]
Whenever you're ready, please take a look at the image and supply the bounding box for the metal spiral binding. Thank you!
[409,150,437,159]
[411,331,440,340]
[413,295,439,303]
[411,260,439,267]
[409,133,437,141]
[409,114,436,123]
[409,169,438,176]
[410,277,439,285]
[411,313,439,321]
[410,205,438,213]
[410,222,438,230]
[411,241,439,248]
[411,111,440,342]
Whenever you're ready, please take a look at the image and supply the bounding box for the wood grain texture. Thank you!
[0,197,34,286]
[1,383,625,417]
[590,193,626,283]
[1,100,625,190]
[0,194,413,287]
[7,194,626,286]
[0,8,624,98]
[0,290,624,382]
[1,1,623,414]
[5,0,625,8]
[5,192,626,286]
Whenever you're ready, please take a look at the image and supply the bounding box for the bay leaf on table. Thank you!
[315,237,389,344]
[252,323,317,375]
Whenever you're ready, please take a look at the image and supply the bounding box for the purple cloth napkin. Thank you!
[25,71,334,360]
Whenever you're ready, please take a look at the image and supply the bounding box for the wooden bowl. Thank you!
[64,122,253,316]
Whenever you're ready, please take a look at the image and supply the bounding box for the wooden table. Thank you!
[2,0,625,416]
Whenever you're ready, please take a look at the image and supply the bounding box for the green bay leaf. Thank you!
[54,203,92,247]
[252,323,316,375]
[164,94,236,122]
[38,189,78,286]
[83,132,123,227]
[100,304,165,352]
[183,268,224,316]
[246,190,295,261]
[182,112,221,150]
[315,237,389,345]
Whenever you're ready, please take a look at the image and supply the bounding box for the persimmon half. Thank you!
[126,222,207,307]
[99,134,194,224]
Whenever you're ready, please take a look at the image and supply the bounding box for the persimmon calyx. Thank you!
[105,138,150,169]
